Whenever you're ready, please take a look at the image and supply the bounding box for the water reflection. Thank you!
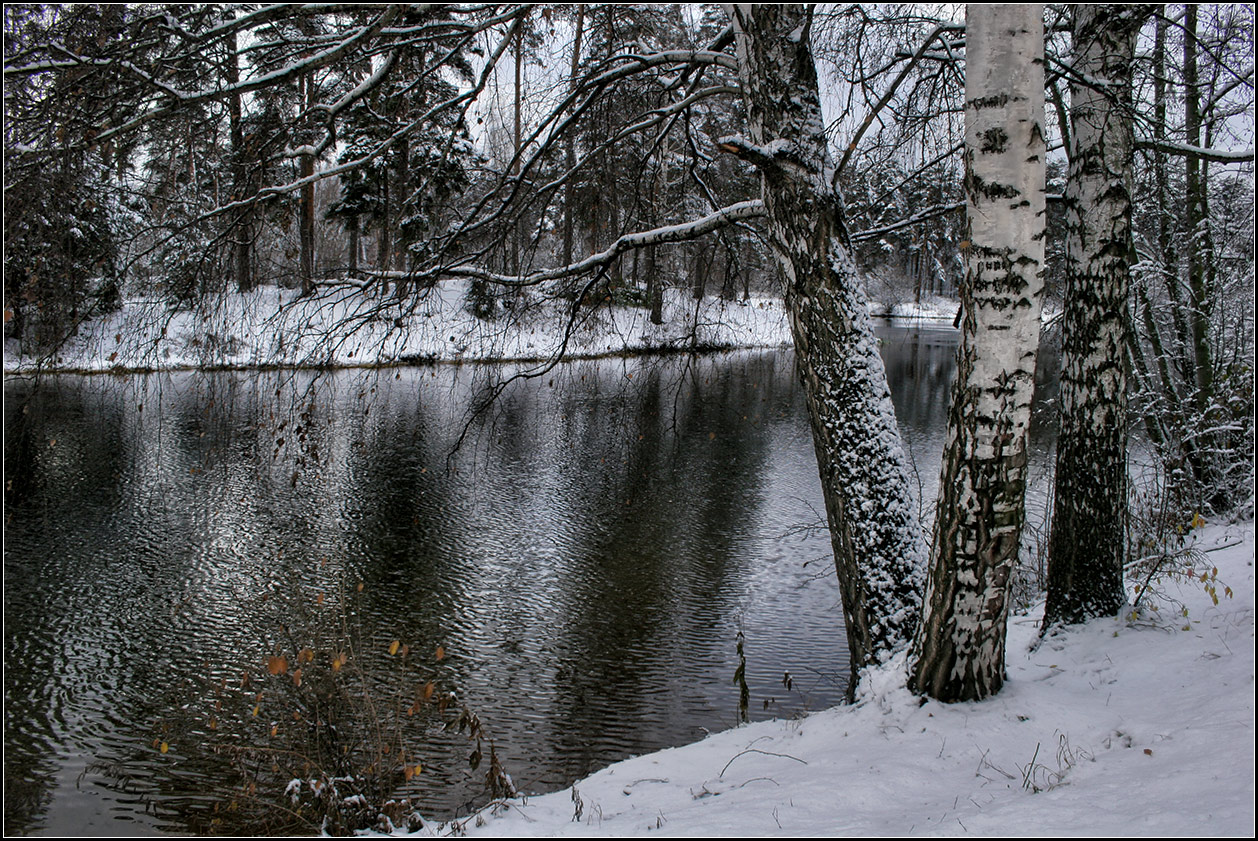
[4,326,1058,835]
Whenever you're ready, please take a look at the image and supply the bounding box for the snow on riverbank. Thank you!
[413,519,1254,838]
[2,284,961,374]
[3,284,789,373]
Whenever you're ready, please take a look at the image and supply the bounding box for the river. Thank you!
[3,322,1059,835]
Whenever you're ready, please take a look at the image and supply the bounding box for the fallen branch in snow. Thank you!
[719,748,808,778]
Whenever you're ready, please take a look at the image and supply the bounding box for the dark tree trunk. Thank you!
[562,4,585,272]
[226,22,253,293]
[692,242,709,300]
[347,216,359,277]
[1183,5,1214,410]
[719,236,738,302]
[378,176,392,277]
[299,74,316,296]
[646,243,663,324]
[1044,4,1149,628]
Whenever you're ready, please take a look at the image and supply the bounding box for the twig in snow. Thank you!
[720,748,808,778]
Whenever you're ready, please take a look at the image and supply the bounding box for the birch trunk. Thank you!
[730,5,925,692]
[908,4,1046,702]
[1044,5,1148,628]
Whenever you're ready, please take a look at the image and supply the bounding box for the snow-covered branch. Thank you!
[851,202,965,242]
[1134,139,1255,165]
[390,200,766,288]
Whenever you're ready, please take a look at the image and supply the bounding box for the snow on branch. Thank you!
[385,200,766,288]
[717,136,812,180]
[1134,139,1255,165]
[851,202,965,242]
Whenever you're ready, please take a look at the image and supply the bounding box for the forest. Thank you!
[2,3,1255,836]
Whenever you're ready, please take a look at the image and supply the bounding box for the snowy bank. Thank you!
[416,520,1255,837]
[3,284,793,374]
[2,284,967,375]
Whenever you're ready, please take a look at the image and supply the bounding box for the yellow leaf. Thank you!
[209,717,217,730]
[252,705,260,717]
[160,741,169,754]
[1191,512,1206,530]
[389,640,401,656]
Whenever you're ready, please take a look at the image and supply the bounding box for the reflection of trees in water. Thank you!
[539,353,797,781]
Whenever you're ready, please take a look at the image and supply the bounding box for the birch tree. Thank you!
[1043,5,1152,628]
[727,4,925,689]
[908,4,1047,702]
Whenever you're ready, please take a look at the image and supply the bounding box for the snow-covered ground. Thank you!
[412,519,1255,838]
[2,284,960,373]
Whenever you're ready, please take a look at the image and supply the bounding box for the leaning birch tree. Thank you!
[726,4,925,690]
[1043,5,1151,628]
[908,4,1047,702]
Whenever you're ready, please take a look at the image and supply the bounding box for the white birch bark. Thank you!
[729,5,926,692]
[909,4,1046,702]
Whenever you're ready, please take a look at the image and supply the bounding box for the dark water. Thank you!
[3,323,1058,835]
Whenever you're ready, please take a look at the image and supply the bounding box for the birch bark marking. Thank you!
[1044,5,1148,628]
[729,5,925,694]
[908,4,1046,702]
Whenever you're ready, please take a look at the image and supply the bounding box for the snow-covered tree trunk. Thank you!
[908,4,1046,702]
[728,5,925,691]
[1044,5,1148,628]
